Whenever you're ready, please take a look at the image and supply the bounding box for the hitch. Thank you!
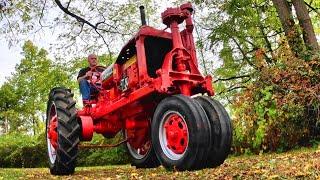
[78,138,128,149]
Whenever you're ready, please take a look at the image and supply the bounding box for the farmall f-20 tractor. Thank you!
[46,3,232,175]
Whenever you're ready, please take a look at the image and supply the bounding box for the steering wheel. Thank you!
[88,66,103,90]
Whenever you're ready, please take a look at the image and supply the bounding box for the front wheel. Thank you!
[152,95,211,171]
[194,96,232,168]
[46,87,80,175]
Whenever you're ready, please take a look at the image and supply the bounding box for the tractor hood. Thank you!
[116,26,171,65]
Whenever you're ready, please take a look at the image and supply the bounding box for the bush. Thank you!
[232,44,320,154]
[0,133,130,168]
[0,133,47,168]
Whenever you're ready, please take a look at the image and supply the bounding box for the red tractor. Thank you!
[46,3,232,175]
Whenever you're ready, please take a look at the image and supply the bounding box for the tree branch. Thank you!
[254,3,274,64]
[3,13,15,43]
[194,16,208,75]
[93,28,112,56]
[231,37,258,69]
[305,1,320,16]
[38,0,49,28]
[217,85,247,95]
[66,0,71,9]
[214,74,251,83]
[94,2,124,35]
[54,0,121,34]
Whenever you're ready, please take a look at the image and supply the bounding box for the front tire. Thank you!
[46,87,80,175]
[195,96,232,167]
[152,95,211,171]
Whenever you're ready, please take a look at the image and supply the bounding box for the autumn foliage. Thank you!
[232,42,320,153]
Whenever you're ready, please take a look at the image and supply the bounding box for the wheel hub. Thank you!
[48,115,58,149]
[126,128,151,159]
[164,114,188,154]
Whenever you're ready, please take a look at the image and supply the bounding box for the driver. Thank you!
[77,54,105,104]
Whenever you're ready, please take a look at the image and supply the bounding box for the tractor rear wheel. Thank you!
[151,95,211,171]
[124,126,160,168]
[46,87,80,175]
[194,96,232,168]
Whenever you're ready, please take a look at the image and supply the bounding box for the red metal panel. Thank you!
[138,26,172,39]
[90,85,155,120]
[136,36,148,84]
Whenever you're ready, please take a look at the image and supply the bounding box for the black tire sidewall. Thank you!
[195,96,232,167]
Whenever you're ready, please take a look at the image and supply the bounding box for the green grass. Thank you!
[0,169,25,179]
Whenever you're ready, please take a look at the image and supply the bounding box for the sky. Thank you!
[0,39,22,85]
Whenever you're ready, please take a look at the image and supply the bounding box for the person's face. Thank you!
[88,55,98,67]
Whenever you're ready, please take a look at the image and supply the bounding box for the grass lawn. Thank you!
[0,146,319,179]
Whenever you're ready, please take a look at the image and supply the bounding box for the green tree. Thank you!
[0,82,20,134]
[192,0,319,98]
[193,0,319,152]
[0,40,74,135]
[0,40,115,135]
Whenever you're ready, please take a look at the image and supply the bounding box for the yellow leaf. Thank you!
[304,164,311,171]
[131,172,138,178]
[268,175,279,179]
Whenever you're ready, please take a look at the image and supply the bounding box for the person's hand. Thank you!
[85,71,93,78]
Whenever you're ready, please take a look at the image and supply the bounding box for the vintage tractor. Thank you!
[46,3,232,175]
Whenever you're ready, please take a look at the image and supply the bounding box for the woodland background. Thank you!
[0,0,319,167]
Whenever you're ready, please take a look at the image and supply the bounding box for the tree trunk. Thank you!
[272,0,305,57]
[292,0,320,54]
[32,117,36,135]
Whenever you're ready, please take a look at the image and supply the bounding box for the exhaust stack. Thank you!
[139,6,146,26]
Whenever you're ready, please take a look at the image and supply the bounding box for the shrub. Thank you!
[0,133,130,168]
[232,44,320,154]
[0,133,47,168]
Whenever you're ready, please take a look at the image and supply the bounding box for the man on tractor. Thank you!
[77,54,105,104]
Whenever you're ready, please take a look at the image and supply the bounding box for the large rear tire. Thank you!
[46,87,80,175]
[151,95,211,171]
[194,96,232,167]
